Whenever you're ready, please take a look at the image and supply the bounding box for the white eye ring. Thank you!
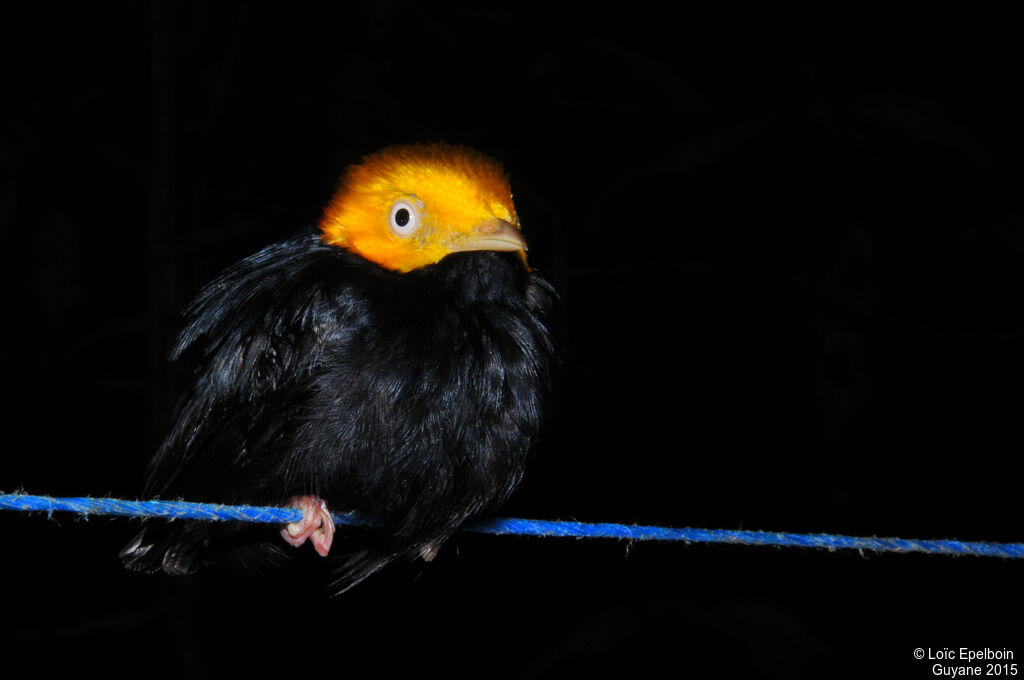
[388,198,422,238]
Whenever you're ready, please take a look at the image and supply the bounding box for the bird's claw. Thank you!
[281,495,335,557]
[419,542,440,562]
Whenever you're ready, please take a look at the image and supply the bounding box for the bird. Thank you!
[119,143,557,590]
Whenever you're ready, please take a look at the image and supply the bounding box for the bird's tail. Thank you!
[330,548,397,594]
[121,520,291,575]
[119,522,211,575]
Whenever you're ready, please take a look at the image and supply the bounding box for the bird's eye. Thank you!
[389,199,421,238]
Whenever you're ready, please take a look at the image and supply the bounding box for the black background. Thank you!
[2,3,1021,678]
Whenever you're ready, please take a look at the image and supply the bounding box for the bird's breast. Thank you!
[280,250,554,531]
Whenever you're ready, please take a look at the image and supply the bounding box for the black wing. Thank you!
[121,230,358,574]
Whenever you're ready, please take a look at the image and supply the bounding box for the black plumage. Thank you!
[120,226,556,589]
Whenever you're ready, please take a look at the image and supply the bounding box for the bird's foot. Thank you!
[280,495,335,557]
[419,542,441,562]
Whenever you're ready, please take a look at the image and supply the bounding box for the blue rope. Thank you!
[2,493,1022,559]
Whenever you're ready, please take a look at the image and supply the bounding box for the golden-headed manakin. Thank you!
[120,143,557,590]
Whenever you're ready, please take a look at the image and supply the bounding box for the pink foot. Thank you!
[280,495,335,557]
[419,542,441,562]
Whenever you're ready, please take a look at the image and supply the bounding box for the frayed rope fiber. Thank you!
[2,493,1023,558]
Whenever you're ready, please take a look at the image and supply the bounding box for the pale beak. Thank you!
[448,218,527,253]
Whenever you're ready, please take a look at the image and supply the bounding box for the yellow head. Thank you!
[319,143,527,273]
